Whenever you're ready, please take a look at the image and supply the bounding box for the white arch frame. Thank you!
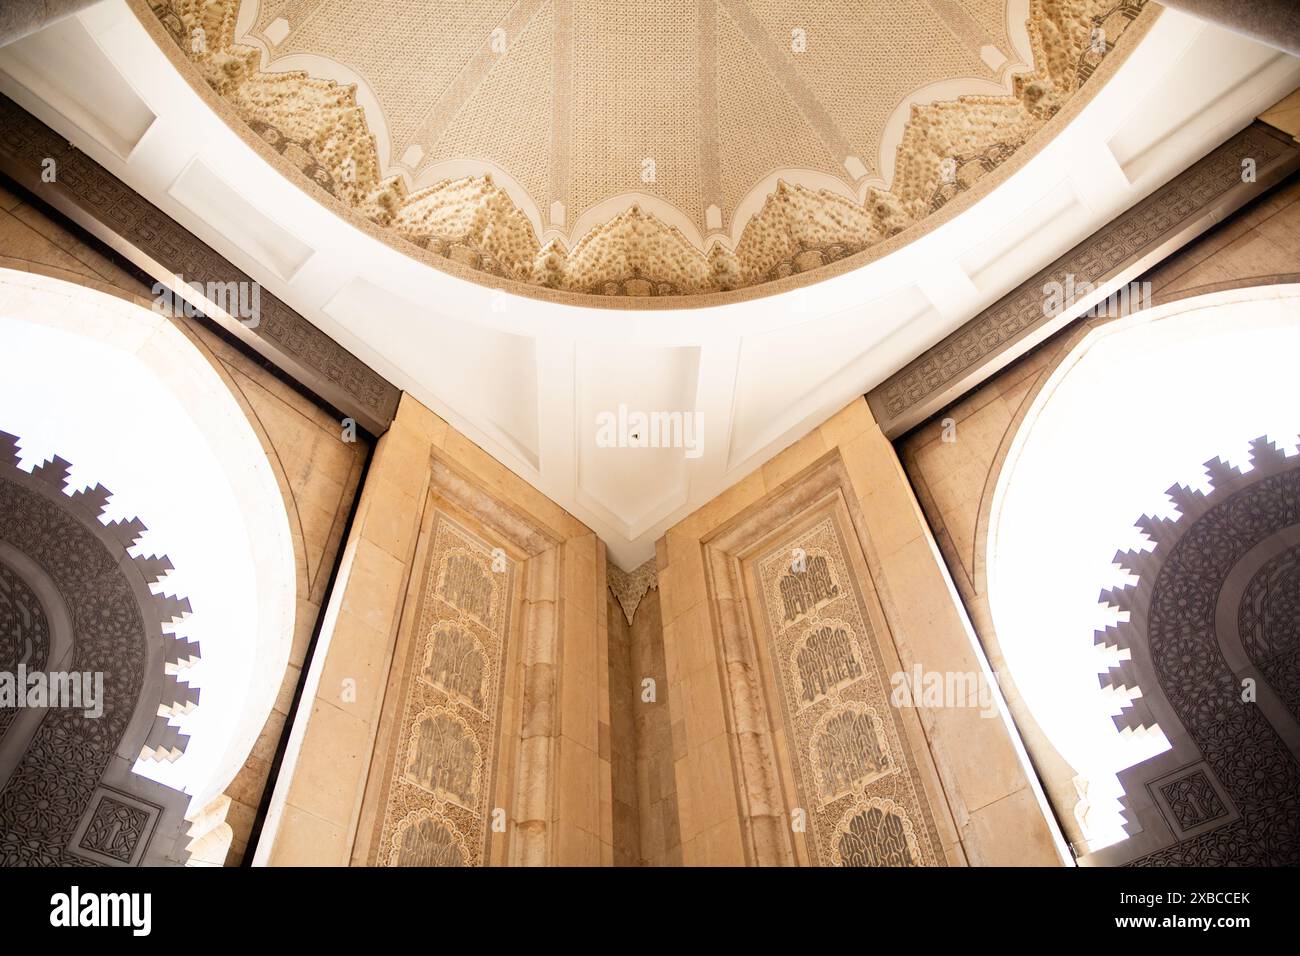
[0,267,298,810]
[985,282,1300,851]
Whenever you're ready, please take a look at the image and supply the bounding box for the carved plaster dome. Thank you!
[139,0,1148,303]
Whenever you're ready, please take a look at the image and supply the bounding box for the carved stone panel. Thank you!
[375,513,516,867]
[67,787,163,867]
[750,516,943,866]
[832,797,927,867]
[1238,544,1300,723]
[0,560,49,743]
[391,808,469,867]
[423,623,489,712]
[1147,763,1237,843]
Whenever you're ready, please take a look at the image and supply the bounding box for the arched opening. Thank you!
[0,268,297,814]
[987,284,1300,854]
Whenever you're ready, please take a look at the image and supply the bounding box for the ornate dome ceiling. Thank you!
[141,0,1146,303]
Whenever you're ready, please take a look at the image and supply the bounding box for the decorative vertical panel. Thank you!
[376,512,516,867]
[752,514,942,866]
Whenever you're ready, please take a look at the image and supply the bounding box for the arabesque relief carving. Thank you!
[375,513,514,867]
[143,0,1147,299]
[755,515,942,865]
[438,551,495,626]
[813,703,894,803]
[391,808,469,867]
[1096,437,1300,866]
[833,797,924,867]
[404,707,481,807]
[0,432,196,866]
[794,621,864,706]
[0,561,49,744]
[1239,545,1300,723]
[779,551,840,623]
[423,623,488,712]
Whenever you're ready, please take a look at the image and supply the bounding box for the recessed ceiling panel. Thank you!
[324,279,540,468]
[728,286,934,469]
[0,16,155,159]
[168,159,315,282]
[576,343,700,535]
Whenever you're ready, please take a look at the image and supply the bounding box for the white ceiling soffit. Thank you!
[2,3,1298,568]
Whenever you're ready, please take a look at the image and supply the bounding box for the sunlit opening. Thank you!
[988,285,1300,851]
[0,270,296,811]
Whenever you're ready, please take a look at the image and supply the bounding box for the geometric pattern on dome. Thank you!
[1094,435,1300,864]
[141,0,1148,300]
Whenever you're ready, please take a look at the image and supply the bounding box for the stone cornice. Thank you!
[868,121,1300,438]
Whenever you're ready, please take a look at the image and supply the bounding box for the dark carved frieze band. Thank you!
[869,121,1300,438]
[0,95,399,433]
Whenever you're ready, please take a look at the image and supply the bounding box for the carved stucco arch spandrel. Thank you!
[0,433,198,866]
[1086,436,1300,866]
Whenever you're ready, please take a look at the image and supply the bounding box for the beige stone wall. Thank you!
[898,172,1300,853]
[656,397,1060,865]
[261,394,612,865]
[628,589,681,866]
[606,591,640,865]
[0,181,367,863]
[605,586,681,866]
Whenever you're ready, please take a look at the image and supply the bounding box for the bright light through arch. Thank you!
[0,269,297,813]
[987,284,1300,851]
